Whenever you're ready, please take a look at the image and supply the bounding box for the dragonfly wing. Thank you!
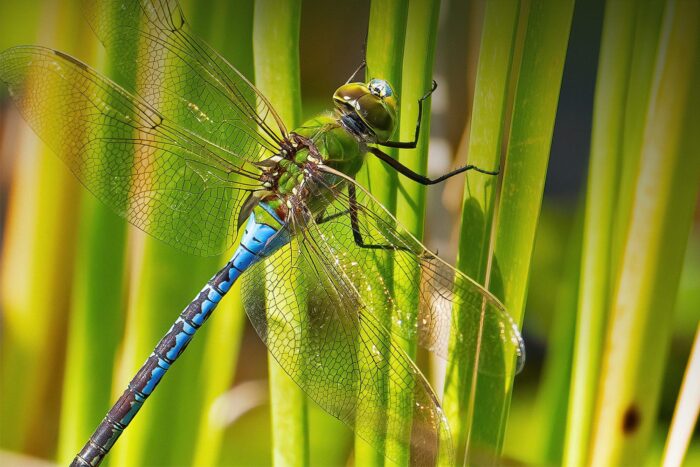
[312,170,525,377]
[242,225,453,464]
[0,46,261,256]
[83,0,286,162]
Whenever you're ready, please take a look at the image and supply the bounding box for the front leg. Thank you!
[315,184,409,252]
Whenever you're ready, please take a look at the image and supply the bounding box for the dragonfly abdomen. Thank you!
[71,210,288,467]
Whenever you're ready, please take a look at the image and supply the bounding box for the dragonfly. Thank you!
[0,0,525,465]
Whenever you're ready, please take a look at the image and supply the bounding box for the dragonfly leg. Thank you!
[316,184,412,252]
[377,80,437,149]
[346,59,367,84]
[368,147,499,185]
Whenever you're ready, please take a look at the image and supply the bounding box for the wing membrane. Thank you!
[83,0,285,161]
[0,46,261,255]
[313,169,525,377]
[242,227,453,465]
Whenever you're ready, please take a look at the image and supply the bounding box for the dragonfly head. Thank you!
[333,79,398,142]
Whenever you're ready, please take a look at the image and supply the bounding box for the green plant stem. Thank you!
[0,0,84,457]
[253,1,308,465]
[563,2,640,466]
[355,1,408,465]
[610,0,666,266]
[56,1,139,461]
[662,325,700,467]
[190,1,254,465]
[589,1,700,464]
[466,0,574,463]
[531,203,583,464]
[396,0,440,240]
[57,197,126,464]
[108,2,228,464]
[443,1,521,464]
[111,239,220,467]
[360,0,408,216]
[385,1,441,464]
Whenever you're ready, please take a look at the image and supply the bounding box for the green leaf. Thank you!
[0,0,87,458]
[589,2,700,464]
[447,0,575,464]
[563,2,643,465]
[354,1,409,465]
[443,2,521,462]
[252,1,309,465]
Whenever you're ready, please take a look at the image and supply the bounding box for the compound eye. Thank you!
[368,79,393,98]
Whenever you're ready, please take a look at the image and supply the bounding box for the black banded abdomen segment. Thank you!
[70,210,287,467]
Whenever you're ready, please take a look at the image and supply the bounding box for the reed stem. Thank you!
[253,1,308,465]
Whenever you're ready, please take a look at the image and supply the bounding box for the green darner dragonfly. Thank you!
[0,0,524,465]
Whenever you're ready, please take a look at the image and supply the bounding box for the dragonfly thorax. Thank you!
[254,114,366,225]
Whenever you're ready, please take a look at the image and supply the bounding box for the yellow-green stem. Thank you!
[443,1,521,464]
[190,0,254,465]
[0,0,84,457]
[384,1,441,464]
[563,2,639,465]
[355,1,408,465]
[590,1,700,464]
[470,0,575,462]
[530,203,583,465]
[253,1,308,465]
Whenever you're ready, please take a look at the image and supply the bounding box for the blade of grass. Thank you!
[589,1,700,464]
[355,1,408,464]
[190,1,254,465]
[0,0,87,457]
[529,202,583,465]
[110,238,220,466]
[387,1,441,464]
[662,325,700,467]
[562,2,640,465]
[108,1,228,463]
[56,1,136,462]
[442,1,521,464]
[610,0,665,267]
[395,0,439,241]
[253,1,308,465]
[464,0,575,463]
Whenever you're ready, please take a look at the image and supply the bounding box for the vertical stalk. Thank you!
[442,1,521,464]
[589,1,700,464]
[253,1,308,465]
[662,325,700,467]
[610,0,666,265]
[110,1,224,464]
[0,0,84,457]
[111,244,220,466]
[386,1,441,464]
[355,1,408,464]
[466,0,575,463]
[56,1,134,462]
[563,2,639,465]
[531,205,583,465]
[360,0,408,217]
[191,1,254,465]
[396,0,440,240]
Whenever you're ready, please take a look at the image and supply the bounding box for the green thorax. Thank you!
[254,113,365,224]
[293,113,366,177]
[253,79,398,225]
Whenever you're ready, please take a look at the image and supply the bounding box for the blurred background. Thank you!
[0,0,698,466]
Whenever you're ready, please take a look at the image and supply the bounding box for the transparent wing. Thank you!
[83,0,286,160]
[312,169,525,377]
[242,227,453,465]
[0,46,264,256]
